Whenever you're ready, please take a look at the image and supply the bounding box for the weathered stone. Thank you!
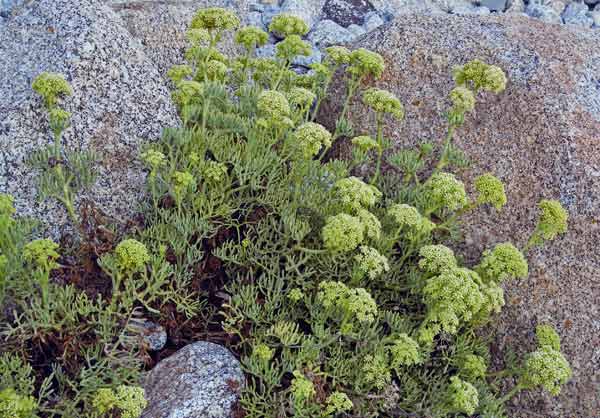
[369,0,441,18]
[0,0,178,238]
[452,3,490,14]
[320,14,600,418]
[142,341,243,418]
[347,23,367,37]
[562,2,594,27]
[479,0,507,12]
[108,1,248,77]
[525,2,563,23]
[322,0,375,27]
[308,19,354,47]
[364,11,385,31]
[280,0,327,30]
[505,0,525,14]
[293,44,322,67]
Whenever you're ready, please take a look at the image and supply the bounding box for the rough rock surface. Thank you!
[107,0,249,77]
[320,13,599,418]
[142,341,244,418]
[0,0,178,237]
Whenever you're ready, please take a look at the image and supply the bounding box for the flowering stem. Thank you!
[370,112,384,185]
[500,383,523,404]
[435,124,456,172]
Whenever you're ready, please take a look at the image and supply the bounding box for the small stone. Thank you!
[293,44,322,67]
[142,341,243,418]
[525,3,562,23]
[142,322,167,351]
[478,0,507,12]
[364,11,384,31]
[308,19,354,47]
[245,11,265,29]
[322,0,375,27]
[562,2,594,28]
[255,43,276,59]
[505,0,525,14]
[452,3,490,14]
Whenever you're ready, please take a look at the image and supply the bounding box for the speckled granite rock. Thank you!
[108,0,249,77]
[142,341,244,418]
[0,0,178,238]
[320,13,599,418]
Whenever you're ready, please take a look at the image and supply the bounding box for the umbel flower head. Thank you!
[347,48,385,79]
[287,87,316,108]
[32,72,73,108]
[92,385,147,418]
[354,245,390,280]
[317,281,378,325]
[257,90,290,121]
[324,391,353,416]
[361,353,391,390]
[23,239,60,271]
[202,160,228,184]
[535,199,569,242]
[453,59,507,93]
[332,176,382,212]
[474,173,507,210]
[291,122,332,159]
[322,213,364,253]
[389,333,421,368]
[190,7,240,31]
[460,354,488,380]
[0,387,37,418]
[449,86,476,114]
[114,239,150,273]
[351,135,379,153]
[535,324,561,351]
[418,245,457,275]
[445,376,479,416]
[520,346,572,396]
[0,193,15,216]
[141,149,167,172]
[172,80,204,107]
[252,343,274,361]
[268,13,310,37]
[423,172,468,212]
[476,242,528,283]
[204,60,228,81]
[356,209,382,241]
[167,64,193,84]
[474,281,505,322]
[276,35,312,61]
[48,108,71,135]
[290,371,315,404]
[234,26,269,50]
[325,45,351,65]
[362,88,405,120]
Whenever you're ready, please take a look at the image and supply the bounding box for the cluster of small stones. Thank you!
[248,0,599,71]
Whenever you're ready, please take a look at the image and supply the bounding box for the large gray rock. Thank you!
[108,0,249,77]
[280,0,327,30]
[142,341,244,418]
[562,2,594,27]
[0,0,178,237]
[308,19,354,47]
[320,13,599,418]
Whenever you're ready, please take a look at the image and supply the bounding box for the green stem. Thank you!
[500,384,523,404]
[370,113,385,185]
[435,124,456,172]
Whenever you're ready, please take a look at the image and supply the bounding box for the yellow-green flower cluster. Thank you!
[0,388,37,418]
[389,334,421,368]
[32,72,73,107]
[253,343,274,361]
[92,385,147,418]
[535,324,561,351]
[453,59,507,93]
[322,214,364,253]
[48,108,71,134]
[354,246,389,280]
[202,160,228,183]
[276,35,312,61]
[141,149,167,172]
[235,26,269,50]
[325,46,351,65]
[387,204,435,239]
[172,171,196,191]
[356,209,382,241]
[317,281,378,325]
[475,281,504,322]
[476,242,528,283]
[362,88,404,120]
[418,245,457,275]
[347,48,385,79]
[324,391,353,416]
[257,90,290,121]
[23,239,60,271]
[268,14,310,37]
[351,135,379,152]
[446,376,479,415]
[520,346,571,396]
[190,7,240,31]
[172,80,204,107]
[0,193,15,216]
[287,87,316,108]
[332,177,381,213]
[474,173,506,210]
[290,371,315,403]
[287,288,304,303]
[204,60,228,81]
[424,172,468,212]
[421,268,484,339]
[361,353,390,390]
[536,199,568,242]
[292,122,332,159]
[449,86,476,114]
[460,354,487,380]
[187,28,211,45]
[167,64,193,84]
[114,239,150,274]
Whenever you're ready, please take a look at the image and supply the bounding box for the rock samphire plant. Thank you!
[0,7,572,418]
